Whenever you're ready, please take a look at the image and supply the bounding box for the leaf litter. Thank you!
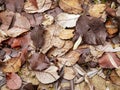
[0,0,120,90]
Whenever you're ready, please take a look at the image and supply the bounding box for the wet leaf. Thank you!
[6,73,22,90]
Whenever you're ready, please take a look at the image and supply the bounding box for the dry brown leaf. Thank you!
[24,0,52,13]
[63,67,76,80]
[2,57,21,72]
[57,50,80,66]
[88,4,106,18]
[56,13,80,28]
[48,40,73,57]
[19,66,39,85]
[110,70,120,86]
[59,0,83,14]
[91,75,106,90]
[6,73,22,90]
[0,29,8,43]
[106,81,120,90]
[59,29,74,39]
[116,6,120,16]
[35,65,60,84]
[41,24,65,54]
[0,11,14,30]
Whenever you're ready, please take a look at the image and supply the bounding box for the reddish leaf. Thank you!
[6,73,22,90]
[98,53,120,68]
[29,53,50,71]
[29,0,38,8]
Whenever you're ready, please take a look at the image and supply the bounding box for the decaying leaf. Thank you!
[56,13,80,28]
[75,15,107,45]
[6,73,22,90]
[0,29,8,43]
[98,53,120,68]
[63,67,76,80]
[35,65,60,84]
[57,50,80,66]
[116,6,120,16]
[59,29,74,39]
[59,0,83,14]
[24,0,52,13]
[2,57,21,72]
[88,4,106,18]
[30,25,44,51]
[29,53,50,71]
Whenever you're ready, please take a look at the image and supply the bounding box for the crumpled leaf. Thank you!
[0,11,14,30]
[75,15,107,45]
[57,50,80,66]
[31,25,44,51]
[19,66,39,85]
[29,53,50,71]
[88,4,106,18]
[59,29,74,39]
[98,53,120,68]
[63,67,76,80]
[110,70,120,86]
[35,65,60,84]
[56,13,80,28]
[24,0,52,13]
[5,0,24,12]
[59,0,83,14]
[41,24,65,54]
[6,73,22,90]
[2,57,21,72]
[48,40,73,57]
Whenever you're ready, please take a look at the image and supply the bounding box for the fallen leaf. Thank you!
[91,75,106,90]
[5,0,24,12]
[57,50,80,66]
[116,6,120,17]
[0,11,14,30]
[106,81,120,90]
[59,0,83,14]
[56,13,80,28]
[88,4,106,18]
[0,29,8,43]
[48,40,73,57]
[41,24,65,54]
[35,65,60,84]
[6,73,22,90]
[2,57,21,72]
[19,66,39,85]
[98,53,120,68]
[110,70,120,86]
[63,67,76,80]
[24,0,52,13]
[29,53,50,71]
[21,83,38,90]
[59,29,74,39]
[30,25,44,51]
[75,15,107,45]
